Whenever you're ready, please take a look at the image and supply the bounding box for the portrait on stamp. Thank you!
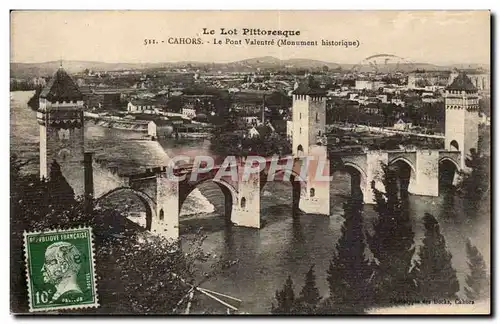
[24,228,98,312]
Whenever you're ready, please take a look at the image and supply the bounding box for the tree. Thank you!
[464,239,490,301]
[324,196,373,314]
[10,155,213,314]
[27,86,43,111]
[366,164,416,306]
[414,213,460,300]
[457,148,490,215]
[296,265,321,314]
[271,276,296,314]
[166,96,183,113]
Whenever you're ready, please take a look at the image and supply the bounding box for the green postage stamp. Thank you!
[23,227,99,312]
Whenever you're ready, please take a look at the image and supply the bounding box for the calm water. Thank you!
[11,91,490,314]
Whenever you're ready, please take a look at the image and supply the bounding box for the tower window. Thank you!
[159,209,164,221]
[299,127,301,134]
[310,188,315,197]
[316,112,319,122]
[300,113,302,119]
[241,197,246,208]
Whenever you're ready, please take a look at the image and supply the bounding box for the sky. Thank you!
[10,10,491,65]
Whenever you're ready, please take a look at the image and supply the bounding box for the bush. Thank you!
[10,155,211,314]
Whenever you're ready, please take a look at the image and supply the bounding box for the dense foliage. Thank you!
[10,155,213,314]
[296,265,322,314]
[271,276,296,314]
[269,160,491,314]
[324,196,373,314]
[464,239,490,301]
[414,213,460,300]
[456,148,490,216]
[366,165,416,306]
[271,266,322,315]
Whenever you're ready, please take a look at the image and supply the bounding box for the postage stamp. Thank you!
[23,227,99,312]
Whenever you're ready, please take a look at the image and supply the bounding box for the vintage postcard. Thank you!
[10,10,491,315]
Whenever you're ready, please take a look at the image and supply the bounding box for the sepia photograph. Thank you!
[9,10,491,315]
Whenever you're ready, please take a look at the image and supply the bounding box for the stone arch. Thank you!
[389,157,417,175]
[388,157,416,196]
[261,168,307,215]
[439,157,460,171]
[439,157,459,192]
[96,187,156,231]
[450,140,460,151]
[297,144,304,155]
[178,177,238,221]
[343,162,367,200]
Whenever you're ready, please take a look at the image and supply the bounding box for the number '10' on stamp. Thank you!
[23,227,99,312]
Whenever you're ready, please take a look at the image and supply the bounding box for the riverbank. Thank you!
[329,123,445,139]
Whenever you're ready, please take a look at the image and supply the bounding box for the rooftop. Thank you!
[40,67,84,102]
[446,72,478,92]
[292,76,327,96]
[130,98,159,106]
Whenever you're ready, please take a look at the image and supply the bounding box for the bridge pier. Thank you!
[298,167,330,215]
[298,181,330,215]
[231,171,261,229]
[297,145,330,215]
[154,173,180,241]
[408,150,439,197]
[363,151,388,204]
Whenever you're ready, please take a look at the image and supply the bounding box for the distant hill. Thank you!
[228,56,341,70]
[10,61,175,78]
[10,57,490,79]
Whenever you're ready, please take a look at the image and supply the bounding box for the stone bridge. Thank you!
[84,146,462,240]
[331,149,462,204]
[89,147,331,241]
[37,67,478,243]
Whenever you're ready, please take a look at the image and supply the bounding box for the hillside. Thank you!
[10,57,490,79]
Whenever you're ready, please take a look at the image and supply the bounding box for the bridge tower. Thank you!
[444,72,480,170]
[37,65,86,196]
[291,77,330,215]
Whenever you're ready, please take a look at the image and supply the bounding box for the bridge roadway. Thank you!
[87,147,462,241]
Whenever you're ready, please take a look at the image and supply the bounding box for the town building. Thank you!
[393,118,413,131]
[147,120,174,139]
[127,99,157,113]
[355,80,373,90]
[182,107,197,119]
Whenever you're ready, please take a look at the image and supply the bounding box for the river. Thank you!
[10,91,490,314]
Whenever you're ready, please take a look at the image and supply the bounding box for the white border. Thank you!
[2,1,498,323]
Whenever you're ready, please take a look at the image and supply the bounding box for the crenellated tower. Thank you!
[444,72,480,170]
[291,76,328,157]
[37,66,86,196]
[291,76,330,215]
